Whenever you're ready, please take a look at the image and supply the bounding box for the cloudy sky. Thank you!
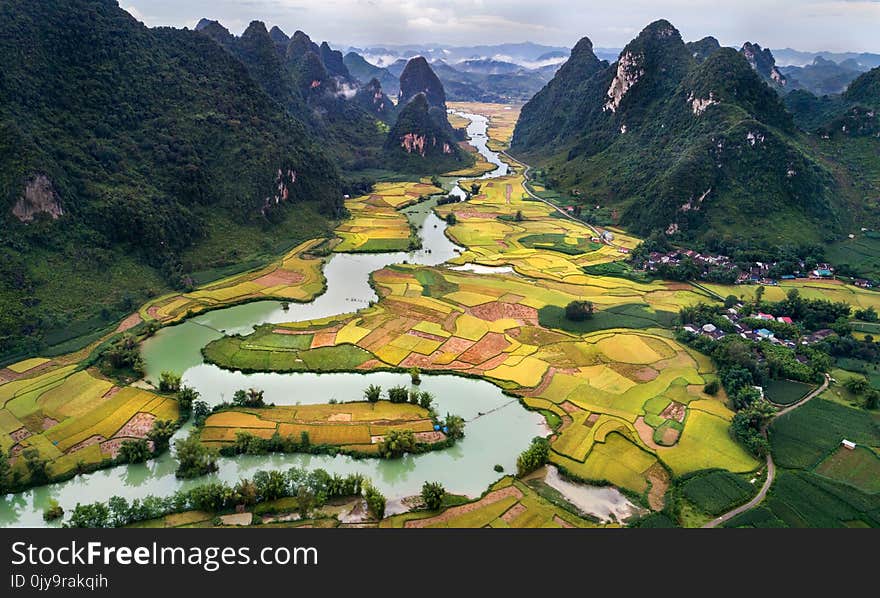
[123,0,880,52]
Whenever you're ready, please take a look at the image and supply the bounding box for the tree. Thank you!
[704,379,720,396]
[418,391,434,410]
[192,401,211,427]
[855,306,878,322]
[22,448,49,484]
[364,483,386,520]
[755,285,765,305]
[516,437,550,476]
[724,295,739,309]
[470,183,482,195]
[176,386,199,419]
[845,376,870,395]
[410,366,421,385]
[234,478,258,507]
[514,210,524,222]
[158,371,181,393]
[377,429,417,458]
[0,451,10,493]
[364,384,382,403]
[388,385,409,404]
[253,470,288,501]
[66,502,110,528]
[147,419,177,451]
[421,481,445,511]
[442,414,466,440]
[565,300,594,321]
[296,485,316,519]
[865,388,880,410]
[233,388,265,408]
[445,213,457,225]
[43,499,64,522]
[118,439,150,463]
[174,431,218,479]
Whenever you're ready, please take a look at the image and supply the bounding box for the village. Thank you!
[682,302,837,348]
[635,247,875,289]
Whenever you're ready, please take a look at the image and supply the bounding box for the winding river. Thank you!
[0,112,636,527]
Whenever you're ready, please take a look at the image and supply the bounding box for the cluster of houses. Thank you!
[683,303,835,348]
[641,249,738,275]
[637,248,879,289]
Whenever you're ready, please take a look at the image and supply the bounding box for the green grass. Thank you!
[770,397,880,470]
[538,304,675,334]
[850,321,880,335]
[679,471,757,516]
[764,379,814,406]
[519,233,602,256]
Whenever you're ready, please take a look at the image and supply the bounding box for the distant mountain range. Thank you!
[339,41,880,102]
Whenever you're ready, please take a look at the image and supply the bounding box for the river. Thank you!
[0,111,637,527]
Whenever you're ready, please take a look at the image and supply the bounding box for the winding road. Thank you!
[702,373,831,528]
[501,151,612,244]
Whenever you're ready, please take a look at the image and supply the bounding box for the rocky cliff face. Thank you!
[12,175,63,222]
[741,42,787,91]
[384,93,464,173]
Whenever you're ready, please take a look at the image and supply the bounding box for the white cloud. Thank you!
[127,0,880,52]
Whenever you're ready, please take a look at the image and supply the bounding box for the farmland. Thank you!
[140,238,328,325]
[447,102,521,152]
[770,395,880,470]
[738,391,880,527]
[381,476,602,528]
[0,366,177,485]
[200,401,440,455]
[764,379,814,406]
[334,181,443,253]
[679,470,757,516]
[704,279,880,311]
[204,261,758,495]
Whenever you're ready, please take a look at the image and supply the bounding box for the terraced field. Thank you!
[0,366,177,483]
[334,181,442,253]
[200,401,440,455]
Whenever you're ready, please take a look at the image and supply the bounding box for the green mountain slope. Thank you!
[512,20,844,247]
[196,21,389,169]
[0,0,342,360]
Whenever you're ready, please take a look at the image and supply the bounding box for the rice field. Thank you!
[447,102,522,151]
[199,401,438,455]
[0,366,176,483]
[140,238,327,325]
[334,181,442,253]
[380,476,602,528]
[204,260,757,494]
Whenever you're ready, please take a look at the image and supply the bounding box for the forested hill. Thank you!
[512,20,859,248]
[195,19,392,168]
[0,0,342,361]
